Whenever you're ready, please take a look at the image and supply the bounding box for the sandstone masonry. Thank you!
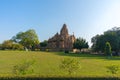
[47,24,76,51]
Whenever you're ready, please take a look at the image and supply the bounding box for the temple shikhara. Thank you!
[47,24,76,51]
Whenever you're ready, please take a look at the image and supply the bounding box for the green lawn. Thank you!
[0,50,120,77]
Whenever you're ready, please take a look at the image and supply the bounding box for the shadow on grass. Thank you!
[53,52,120,60]
[0,77,119,80]
[105,56,120,60]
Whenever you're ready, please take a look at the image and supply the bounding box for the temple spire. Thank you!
[60,24,68,36]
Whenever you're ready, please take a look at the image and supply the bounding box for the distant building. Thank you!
[47,24,76,51]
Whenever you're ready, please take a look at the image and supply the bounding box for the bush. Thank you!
[46,49,50,52]
[1,40,24,50]
[64,50,69,53]
[12,44,24,50]
[0,77,120,80]
[59,58,81,75]
[106,65,119,74]
[105,42,112,56]
[12,60,35,75]
[2,40,13,50]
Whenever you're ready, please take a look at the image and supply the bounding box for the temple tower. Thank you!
[60,24,69,37]
[47,24,76,51]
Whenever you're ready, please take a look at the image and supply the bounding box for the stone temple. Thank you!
[47,24,76,51]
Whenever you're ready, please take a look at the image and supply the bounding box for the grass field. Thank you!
[0,50,120,78]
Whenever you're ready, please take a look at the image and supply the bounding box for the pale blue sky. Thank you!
[0,0,120,46]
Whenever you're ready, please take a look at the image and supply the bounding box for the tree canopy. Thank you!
[12,29,40,50]
[1,40,24,50]
[73,37,89,51]
[40,40,48,47]
[91,27,120,54]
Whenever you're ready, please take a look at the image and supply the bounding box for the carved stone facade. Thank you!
[47,24,76,51]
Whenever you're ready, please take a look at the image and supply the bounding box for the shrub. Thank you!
[64,50,69,53]
[1,40,24,50]
[105,42,112,56]
[106,65,119,74]
[12,44,24,50]
[59,58,81,75]
[2,40,13,50]
[12,60,35,75]
[46,49,50,52]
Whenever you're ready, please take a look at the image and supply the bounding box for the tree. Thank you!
[91,27,120,54]
[40,40,47,47]
[91,35,100,52]
[73,37,89,51]
[12,29,40,50]
[1,40,24,50]
[2,40,13,50]
[105,42,112,56]
[0,44,2,50]
[12,43,24,50]
[59,58,80,75]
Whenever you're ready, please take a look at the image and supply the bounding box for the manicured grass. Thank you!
[0,50,120,78]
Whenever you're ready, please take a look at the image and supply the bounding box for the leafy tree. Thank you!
[105,42,112,56]
[91,35,100,52]
[0,44,2,50]
[40,40,48,47]
[12,29,40,50]
[1,40,24,50]
[91,28,120,54]
[12,43,24,50]
[2,40,13,50]
[59,58,80,75]
[73,37,89,51]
